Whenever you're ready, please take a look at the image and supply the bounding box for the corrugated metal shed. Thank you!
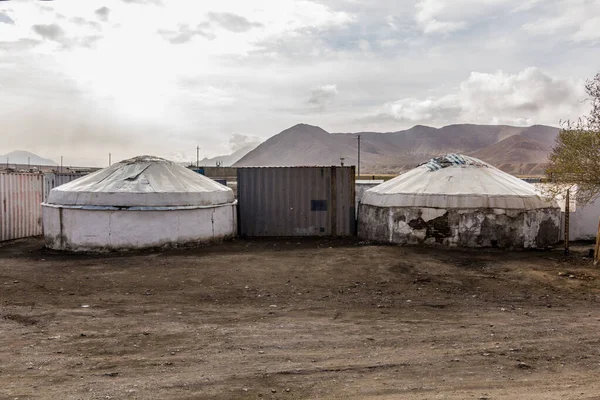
[43,173,87,202]
[0,173,43,241]
[237,166,355,236]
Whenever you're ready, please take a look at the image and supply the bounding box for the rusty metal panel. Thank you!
[43,173,87,202]
[0,173,43,241]
[237,166,355,236]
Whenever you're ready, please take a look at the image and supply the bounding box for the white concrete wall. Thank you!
[358,205,561,249]
[355,181,384,213]
[563,198,600,241]
[42,205,236,251]
[534,183,600,241]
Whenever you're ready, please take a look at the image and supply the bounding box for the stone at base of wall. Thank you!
[43,234,235,253]
[358,205,561,249]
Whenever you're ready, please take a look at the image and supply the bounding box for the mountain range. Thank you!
[1,150,57,167]
[234,123,560,176]
[3,123,560,176]
[196,145,256,167]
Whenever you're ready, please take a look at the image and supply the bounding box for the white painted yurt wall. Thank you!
[42,205,236,251]
[42,156,237,251]
[359,155,561,249]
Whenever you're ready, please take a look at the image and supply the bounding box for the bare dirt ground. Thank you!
[2,238,600,400]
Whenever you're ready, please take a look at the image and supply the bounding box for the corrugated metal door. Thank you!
[0,173,43,241]
[237,166,355,236]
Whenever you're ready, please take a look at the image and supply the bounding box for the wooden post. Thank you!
[564,188,570,256]
[357,134,361,179]
[594,216,600,265]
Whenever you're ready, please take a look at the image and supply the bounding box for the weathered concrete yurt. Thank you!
[358,154,560,248]
[42,156,236,251]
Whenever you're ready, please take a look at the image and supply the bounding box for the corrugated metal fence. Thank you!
[237,166,355,237]
[0,174,44,241]
[43,173,85,202]
[1,172,86,242]
[3,167,356,241]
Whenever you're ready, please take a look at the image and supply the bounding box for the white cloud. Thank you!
[511,0,543,12]
[0,11,14,25]
[523,0,600,42]
[414,0,513,34]
[185,86,238,107]
[460,68,584,122]
[94,7,111,21]
[413,0,558,35]
[382,95,460,122]
[386,15,398,31]
[415,0,464,34]
[372,67,588,126]
[207,12,263,33]
[308,84,338,109]
[357,39,371,52]
[229,133,262,152]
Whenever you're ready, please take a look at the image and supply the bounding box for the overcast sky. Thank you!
[1,0,599,166]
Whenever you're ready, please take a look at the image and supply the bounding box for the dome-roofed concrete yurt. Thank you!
[358,154,561,248]
[42,156,236,251]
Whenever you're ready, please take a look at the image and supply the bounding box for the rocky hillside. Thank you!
[234,123,559,175]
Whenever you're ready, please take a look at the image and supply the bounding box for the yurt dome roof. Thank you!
[362,154,558,210]
[46,156,234,208]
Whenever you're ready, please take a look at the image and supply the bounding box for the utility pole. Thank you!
[109,153,112,166]
[5,157,8,169]
[357,134,361,179]
[28,157,30,168]
[60,156,63,173]
[196,145,200,169]
[340,157,345,166]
